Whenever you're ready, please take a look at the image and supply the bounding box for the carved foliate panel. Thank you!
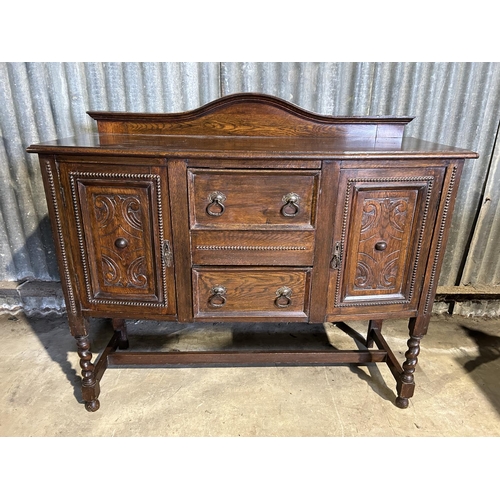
[67,169,173,310]
[330,168,444,312]
[92,193,150,290]
[352,194,415,292]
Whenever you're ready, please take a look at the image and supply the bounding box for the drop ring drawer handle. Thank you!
[206,191,226,217]
[275,286,292,308]
[208,285,227,308]
[281,193,300,217]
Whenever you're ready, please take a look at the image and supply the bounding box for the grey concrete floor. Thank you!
[1,311,500,437]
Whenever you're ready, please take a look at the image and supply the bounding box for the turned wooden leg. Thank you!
[367,320,383,348]
[74,320,100,412]
[112,318,129,350]
[395,316,429,409]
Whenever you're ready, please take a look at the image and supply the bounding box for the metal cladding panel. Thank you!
[220,62,500,288]
[0,62,220,281]
[461,128,500,288]
[0,62,499,294]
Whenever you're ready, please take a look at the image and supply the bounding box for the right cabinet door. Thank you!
[327,164,445,316]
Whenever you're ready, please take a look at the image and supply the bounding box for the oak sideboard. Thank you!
[27,93,478,412]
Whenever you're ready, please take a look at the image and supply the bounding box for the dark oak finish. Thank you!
[191,229,315,266]
[88,93,413,140]
[188,168,319,229]
[59,161,176,316]
[192,267,311,319]
[108,349,389,366]
[326,165,445,315]
[27,93,478,412]
[166,159,193,323]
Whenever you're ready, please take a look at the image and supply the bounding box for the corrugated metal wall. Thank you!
[1,62,499,292]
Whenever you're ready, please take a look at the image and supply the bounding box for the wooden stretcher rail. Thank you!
[106,349,388,367]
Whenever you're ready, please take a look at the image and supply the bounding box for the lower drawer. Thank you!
[192,268,311,319]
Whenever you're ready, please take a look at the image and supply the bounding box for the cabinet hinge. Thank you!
[162,240,173,267]
[330,241,342,270]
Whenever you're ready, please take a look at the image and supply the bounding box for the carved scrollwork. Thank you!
[127,256,148,288]
[388,199,408,232]
[123,197,143,230]
[70,171,168,308]
[94,195,115,226]
[354,196,410,291]
[333,176,435,308]
[381,257,399,287]
[102,254,120,286]
[101,254,148,289]
[94,194,143,233]
[354,260,372,288]
[361,201,378,231]
[93,194,149,289]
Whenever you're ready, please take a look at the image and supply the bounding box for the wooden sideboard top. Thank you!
[27,93,478,160]
[27,135,478,160]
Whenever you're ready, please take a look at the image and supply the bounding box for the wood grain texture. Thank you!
[188,169,319,229]
[27,94,478,411]
[187,159,321,169]
[60,162,176,314]
[192,267,310,318]
[308,160,340,322]
[88,93,413,139]
[107,349,388,366]
[27,135,479,160]
[39,155,81,319]
[326,164,445,315]
[167,159,192,322]
[78,182,159,298]
[191,229,315,266]
[419,160,465,320]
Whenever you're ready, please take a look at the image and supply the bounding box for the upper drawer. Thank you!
[188,169,320,230]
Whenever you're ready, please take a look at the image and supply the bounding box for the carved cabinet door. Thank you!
[62,162,176,315]
[326,164,445,316]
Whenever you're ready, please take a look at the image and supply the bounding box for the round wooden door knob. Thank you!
[114,237,128,249]
[375,241,387,251]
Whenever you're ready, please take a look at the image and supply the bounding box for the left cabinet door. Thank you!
[61,161,176,315]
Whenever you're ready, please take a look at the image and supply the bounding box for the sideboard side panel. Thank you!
[309,160,340,322]
[418,160,465,328]
[38,155,83,330]
[167,159,193,322]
